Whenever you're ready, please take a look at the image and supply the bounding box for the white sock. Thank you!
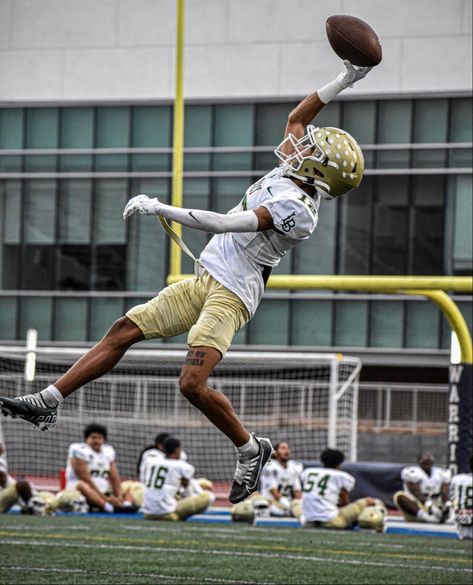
[103,502,114,513]
[39,385,64,408]
[237,434,259,458]
[416,508,438,523]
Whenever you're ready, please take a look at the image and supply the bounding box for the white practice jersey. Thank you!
[138,448,188,484]
[0,454,15,487]
[301,467,355,522]
[401,465,451,501]
[66,442,116,494]
[142,458,194,515]
[199,167,320,316]
[260,459,302,500]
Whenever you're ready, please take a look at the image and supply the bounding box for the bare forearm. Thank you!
[286,92,325,132]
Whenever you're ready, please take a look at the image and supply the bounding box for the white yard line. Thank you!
[1,539,471,574]
[0,565,272,585]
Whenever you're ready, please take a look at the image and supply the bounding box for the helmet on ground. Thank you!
[274,125,364,198]
[358,499,387,532]
[30,491,56,516]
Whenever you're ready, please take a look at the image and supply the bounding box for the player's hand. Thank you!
[337,60,372,89]
[123,194,162,219]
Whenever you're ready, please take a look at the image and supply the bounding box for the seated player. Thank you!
[66,423,136,513]
[137,432,188,483]
[259,440,302,517]
[450,455,473,540]
[301,448,385,532]
[393,453,453,524]
[0,442,34,514]
[142,437,214,521]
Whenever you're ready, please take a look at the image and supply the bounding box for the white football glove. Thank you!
[123,194,162,220]
[337,60,372,89]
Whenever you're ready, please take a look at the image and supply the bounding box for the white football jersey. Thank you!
[138,448,188,483]
[301,467,355,522]
[199,167,320,316]
[401,465,451,501]
[0,454,15,487]
[66,442,116,494]
[260,459,302,500]
[142,458,195,515]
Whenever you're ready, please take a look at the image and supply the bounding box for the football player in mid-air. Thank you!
[0,60,372,504]
[393,453,454,524]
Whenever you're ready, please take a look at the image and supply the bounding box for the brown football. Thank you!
[326,15,382,67]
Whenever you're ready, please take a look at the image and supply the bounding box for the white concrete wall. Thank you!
[0,0,471,102]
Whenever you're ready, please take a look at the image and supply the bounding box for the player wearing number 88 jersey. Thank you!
[142,437,214,521]
[301,449,385,531]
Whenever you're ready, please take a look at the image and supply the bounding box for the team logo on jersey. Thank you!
[281,212,296,232]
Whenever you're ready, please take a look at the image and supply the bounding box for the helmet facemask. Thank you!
[274,125,364,198]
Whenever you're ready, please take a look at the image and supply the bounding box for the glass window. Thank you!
[342,101,376,168]
[0,297,17,339]
[369,301,404,348]
[2,180,22,244]
[412,99,448,168]
[60,107,94,172]
[58,180,92,244]
[89,298,124,341]
[0,109,23,172]
[372,176,409,274]
[94,179,128,244]
[19,297,53,341]
[247,299,289,345]
[24,180,56,244]
[254,102,295,169]
[453,175,473,272]
[132,106,171,172]
[54,298,88,341]
[291,298,333,346]
[25,108,59,172]
[334,300,368,347]
[57,245,91,290]
[377,100,412,168]
[405,301,440,348]
[21,245,56,289]
[96,107,130,171]
[93,245,127,291]
[213,104,254,171]
[449,98,473,167]
[1,245,20,289]
[338,178,373,274]
[184,105,212,172]
[411,176,445,274]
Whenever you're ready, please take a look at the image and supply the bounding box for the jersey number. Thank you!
[302,472,330,496]
[457,485,473,509]
[145,465,168,489]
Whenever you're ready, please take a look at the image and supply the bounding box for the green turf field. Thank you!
[0,515,471,585]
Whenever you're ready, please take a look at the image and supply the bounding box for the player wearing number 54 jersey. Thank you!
[142,437,214,521]
[301,449,385,531]
[1,60,372,506]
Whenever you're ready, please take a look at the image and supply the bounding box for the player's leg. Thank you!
[0,317,144,430]
[175,492,215,520]
[393,490,440,523]
[178,273,274,503]
[0,278,203,430]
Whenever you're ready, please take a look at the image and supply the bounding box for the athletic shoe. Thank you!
[0,395,57,431]
[229,434,274,504]
[113,504,140,514]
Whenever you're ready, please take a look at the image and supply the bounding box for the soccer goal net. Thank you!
[0,346,361,486]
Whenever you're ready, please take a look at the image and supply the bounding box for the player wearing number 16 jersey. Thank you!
[450,455,473,540]
[1,60,372,505]
[301,449,385,531]
[142,437,214,521]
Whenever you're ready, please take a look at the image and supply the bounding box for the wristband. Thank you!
[317,78,344,104]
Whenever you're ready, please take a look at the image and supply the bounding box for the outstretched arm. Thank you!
[123,194,269,233]
[280,61,372,155]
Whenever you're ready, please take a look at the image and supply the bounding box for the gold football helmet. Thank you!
[274,125,364,198]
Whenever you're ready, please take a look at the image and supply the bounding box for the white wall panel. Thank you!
[10,0,117,49]
[0,0,471,102]
[63,48,173,100]
[0,51,62,100]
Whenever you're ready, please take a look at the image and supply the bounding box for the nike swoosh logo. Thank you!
[188,211,201,223]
